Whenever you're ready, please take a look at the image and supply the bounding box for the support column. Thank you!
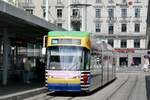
[2,28,9,85]
[128,53,132,67]
[81,7,85,31]
[15,46,18,64]
[141,54,145,67]
[116,53,120,67]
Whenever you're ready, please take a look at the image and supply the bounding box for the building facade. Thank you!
[5,0,149,67]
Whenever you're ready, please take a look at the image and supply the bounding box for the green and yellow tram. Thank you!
[42,31,116,92]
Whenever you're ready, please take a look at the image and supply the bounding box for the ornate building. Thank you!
[5,0,149,67]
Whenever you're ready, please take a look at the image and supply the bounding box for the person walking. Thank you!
[142,55,149,72]
[35,58,45,83]
[24,57,32,84]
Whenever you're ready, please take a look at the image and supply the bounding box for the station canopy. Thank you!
[0,1,65,43]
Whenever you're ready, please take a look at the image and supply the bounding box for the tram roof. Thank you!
[48,31,90,37]
[91,40,114,51]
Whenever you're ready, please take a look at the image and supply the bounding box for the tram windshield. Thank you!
[47,46,85,71]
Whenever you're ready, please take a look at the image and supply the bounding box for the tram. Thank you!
[42,31,116,92]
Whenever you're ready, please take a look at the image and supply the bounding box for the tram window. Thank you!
[84,49,90,70]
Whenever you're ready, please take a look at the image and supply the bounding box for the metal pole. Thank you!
[85,0,87,31]
[45,0,49,21]
[2,28,9,85]
[81,7,85,31]
[43,35,47,48]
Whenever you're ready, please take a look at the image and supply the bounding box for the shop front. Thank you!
[113,49,147,67]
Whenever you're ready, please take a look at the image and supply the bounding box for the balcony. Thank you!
[72,0,80,4]
[19,1,35,8]
[71,16,82,22]
[55,17,65,23]
[55,2,64,8]
[116,2,127,7]
[108,0,114,4]
[93,18,103,23]
[106,17,116,23]
[93,33,146,40]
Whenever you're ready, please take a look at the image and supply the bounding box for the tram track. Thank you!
[127,75,138,100]
[42,92,77,100]
[23,90,78,100]
[43,93,56,100]
[23,92,55,100]
[44,96,76,100]
[105,75,130,100]
[105,75,139,100]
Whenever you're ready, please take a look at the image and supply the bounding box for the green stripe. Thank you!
[48,31,90,37]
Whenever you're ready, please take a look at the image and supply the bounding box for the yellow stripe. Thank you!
[47,78,80,84]
[47,37,91,49]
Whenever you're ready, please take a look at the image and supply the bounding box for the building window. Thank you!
[108,24,114,34]
[95,23,101,32]
[72,0,79,3]
[57,23,62,28]
[135,0,140,3]
[25,9,33,14]
[57,9,62,18]
[122,0,126,3]
[135,8,140,18]
[71,22,81,31]
[135,24,140,32]
[108,0,114,3]
[95,8,101,18]
[43,8,46,18]
[134,39,140,48]
[25,0,32,3]
[121,24,127,32]
[121,8,127,18]
[43,0,46,4]
[72,9,80,17]
[108,9,114,18]
[121,39,127,48]
[57,0,61,4]
[96,0,101,3]
[108,39,114,47]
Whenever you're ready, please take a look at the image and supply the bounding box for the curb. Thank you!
[0,87,47,100]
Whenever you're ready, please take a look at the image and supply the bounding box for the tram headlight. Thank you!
[48,75,53,78]
[83,74,89,85]
[73,76,80,79]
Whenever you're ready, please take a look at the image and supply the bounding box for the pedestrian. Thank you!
[41,60,45,83]
[24,57,32,84]
[35,58,41,81]
[142,55,149,72]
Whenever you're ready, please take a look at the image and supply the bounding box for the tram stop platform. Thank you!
[0,81,47,100]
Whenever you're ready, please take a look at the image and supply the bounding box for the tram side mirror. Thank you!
[42,48,46,55]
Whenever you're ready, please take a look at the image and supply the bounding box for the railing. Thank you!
[19,2,34,8]
[70,16,82,21]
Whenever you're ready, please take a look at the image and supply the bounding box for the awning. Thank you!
[113,49,135,53]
